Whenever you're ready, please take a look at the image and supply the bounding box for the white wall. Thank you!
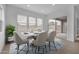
[63,22,67,33]
[74,6,77,40]
[0,5,6,52]
[74,6,79,38]
[67,5,75,41]
[6,5,48,31]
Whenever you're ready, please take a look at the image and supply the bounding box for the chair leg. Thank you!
[32,46,34,53]
[45,45,47,53]
[38,46,40,53]
[17,44,19,54]
[49,41,51,50]
[31,44,34,53]
[53,41,57,51]
[43,47,44,54]
[25,44,28,54]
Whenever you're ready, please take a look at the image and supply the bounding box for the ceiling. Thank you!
[10,4,71,15]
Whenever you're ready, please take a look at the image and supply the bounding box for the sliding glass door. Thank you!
[55,20,61,34]
[48,19,61,34]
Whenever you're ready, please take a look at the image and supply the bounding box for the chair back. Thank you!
[33,32,48,46]
[48,31,56,41]
[14,32,23,45]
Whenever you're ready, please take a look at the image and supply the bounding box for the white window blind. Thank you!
[17,15,27,25]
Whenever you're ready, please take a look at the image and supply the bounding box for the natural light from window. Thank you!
[37,18,43,32]
[17,15,43,33]
[48,19,61,33]
[17,15,27,25]
[29,17,36,32]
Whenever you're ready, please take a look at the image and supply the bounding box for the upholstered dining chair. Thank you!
[31,32,48,54]
[14,32,28,54]
[47,31,57,51]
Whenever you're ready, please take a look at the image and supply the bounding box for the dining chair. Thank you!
[14,32,28,54]
[31,32,48,54]
[47,31,57,51]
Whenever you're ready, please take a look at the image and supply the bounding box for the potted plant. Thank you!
[5,24,15,43]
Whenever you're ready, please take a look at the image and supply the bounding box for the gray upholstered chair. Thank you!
[47,31,57,51]
[32,32,48,54]
[14,32,28,54]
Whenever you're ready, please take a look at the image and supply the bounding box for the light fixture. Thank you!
[26,4,31,7]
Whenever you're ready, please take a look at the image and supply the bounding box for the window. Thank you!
[37,18,43,32]
[29,17,36,32]
[48,19,55,32]
[17,15,43,32]
[17,15,27,25]
[17,15,27,32]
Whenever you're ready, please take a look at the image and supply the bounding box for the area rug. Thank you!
[9,38,64,54]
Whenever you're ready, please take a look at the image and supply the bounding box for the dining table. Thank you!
[24,32,38,40]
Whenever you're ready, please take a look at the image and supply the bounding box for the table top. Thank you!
[24,31,45,36]
[24,31,45,40]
